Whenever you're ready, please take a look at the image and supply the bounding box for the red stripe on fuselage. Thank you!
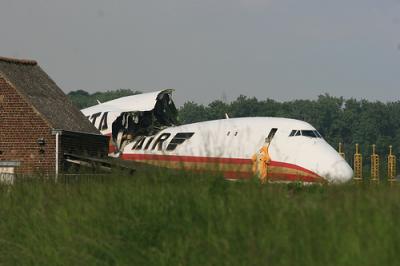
[270,161,320,177]
[120,153,323,182]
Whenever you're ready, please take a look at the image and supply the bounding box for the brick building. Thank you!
[0,56,108,176]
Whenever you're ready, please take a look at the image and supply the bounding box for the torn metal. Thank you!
[81,89,178,153]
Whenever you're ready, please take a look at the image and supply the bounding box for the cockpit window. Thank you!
[289,130,322,138]
[301,130,318,138]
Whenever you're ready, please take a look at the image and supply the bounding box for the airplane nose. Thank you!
[325,158,353,183]
[301,145,354,183]
[280,140,354,184]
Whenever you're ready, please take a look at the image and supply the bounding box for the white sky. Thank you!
[1,0,400,105]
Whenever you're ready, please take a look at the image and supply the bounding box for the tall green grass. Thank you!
[0,172,399,265]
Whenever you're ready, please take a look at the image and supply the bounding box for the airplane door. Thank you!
[266,128,278,143]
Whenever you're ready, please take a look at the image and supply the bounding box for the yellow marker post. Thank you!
[387,145,397,183]
[338,142,345,160]
[370,144,380,182]
[353,144,363,181]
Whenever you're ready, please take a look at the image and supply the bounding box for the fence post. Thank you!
[370,144,380,182]
[387,145,397,184]
[354,144,363,182]
[338,142,345,160]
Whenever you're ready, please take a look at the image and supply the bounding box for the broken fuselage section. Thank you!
[81,89,178,155]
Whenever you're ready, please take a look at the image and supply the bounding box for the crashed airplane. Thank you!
[81,90,353,183]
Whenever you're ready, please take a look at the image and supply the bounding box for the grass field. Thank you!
[0,171,399,265]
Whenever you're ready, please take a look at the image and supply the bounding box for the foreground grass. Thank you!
[0,172,399,265]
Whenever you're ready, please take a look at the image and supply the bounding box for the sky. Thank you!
[1,0,400,105]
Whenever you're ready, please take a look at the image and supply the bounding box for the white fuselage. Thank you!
[118,117,353,183]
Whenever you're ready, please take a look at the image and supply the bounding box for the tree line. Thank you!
[68,90,400,165]
[180,95,400,167]
[68,89,141,109]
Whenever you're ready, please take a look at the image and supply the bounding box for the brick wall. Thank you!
[0,77,56,174]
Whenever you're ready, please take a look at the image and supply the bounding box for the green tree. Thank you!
[178,101,208,124]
